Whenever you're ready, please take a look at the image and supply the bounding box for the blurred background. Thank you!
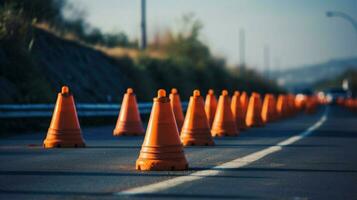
[0,0,356,103]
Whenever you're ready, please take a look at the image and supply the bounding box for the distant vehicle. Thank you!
[325,88,351,104]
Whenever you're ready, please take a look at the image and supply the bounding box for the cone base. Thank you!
[247,123,265,127]
[211,128,239,137]
[43,129,85,148]
[212,132,239,137]
[136,158,188,171]
[182,139,214,146]
[43,142,85,148]
[247,125,265,128]
[113,121,144,136]
[181,128,214,146]
[113,130,144,136]
[211,121,239,137]
[246,118,265,127]
[262,120,269,124]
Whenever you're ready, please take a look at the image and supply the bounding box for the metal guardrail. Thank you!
[0,102,188,118]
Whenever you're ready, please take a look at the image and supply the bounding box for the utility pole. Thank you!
[140,0,147,50]
[274,57,281,76]
[239,29,245,68]
[264,45,270,79]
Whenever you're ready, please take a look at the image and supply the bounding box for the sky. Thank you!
[67,0,357,71]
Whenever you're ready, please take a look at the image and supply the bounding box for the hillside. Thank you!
[271,58,357,91]
[1,28,128,103]
[0,28,282,104]
[313,69,357,95]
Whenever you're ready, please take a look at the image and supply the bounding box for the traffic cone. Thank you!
[211,90,239,137]
[287,94,296,116]
[345,98,357,112]
[295,95,306,111]
[43,86,85,148]
[305,96,317,114]
[276,95,288,118]
[204,89,217,128]
[351,99,356,111]
[113,88,144,136]
[180,90,214,146]
[261,94,277,123]
[231,91,247,130]
[136,89,188,171]
[246,92,264,127]
[269,94,279,121]
[170,88,185,132]
[240,91,249,119]
[336,97,344,106]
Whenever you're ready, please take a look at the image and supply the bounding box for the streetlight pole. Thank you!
[326,11,357,34]
[326,11,356,94]
[239,29,245,68]
[140,0,147,50]
[264,45,270,79]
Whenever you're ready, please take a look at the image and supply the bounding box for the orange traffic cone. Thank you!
[204,89,217,128]
[276,95,288,118]
[246,92,264,127]
[231,91,247,130]
[305,96,317,114]
[272,95,279,121]
[350,99,357,112]
[113,88,144,136]
[180,90,214,146]
[211,90,239,137]
[240,91,249,119]
[170,88,185,132]
[287,94,296,116]
[136,89,188,171]
[43,86,85,148]
[295,95,306,111]
[345,98,357,112]
[336,97,345,106]
[261,94,277,123]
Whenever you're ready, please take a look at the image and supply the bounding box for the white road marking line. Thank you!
[115,107,329,196]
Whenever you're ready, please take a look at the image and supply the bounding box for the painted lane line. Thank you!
[115,107,329,196]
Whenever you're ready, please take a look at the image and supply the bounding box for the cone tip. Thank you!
[193,90,200,97]
[171,88,178,94]
[222,90,228,96]
[208,89,214,95]
[158,89,166,97]
[234,91,239,96]
[127,88,134,94]
[61,86,69,94]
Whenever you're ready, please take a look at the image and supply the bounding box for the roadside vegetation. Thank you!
[0,0,283,104]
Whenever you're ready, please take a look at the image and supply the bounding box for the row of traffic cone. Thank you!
[43,86,319,171]
[337,97,357,112]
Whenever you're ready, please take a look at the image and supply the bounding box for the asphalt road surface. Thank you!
[0,105,356,200]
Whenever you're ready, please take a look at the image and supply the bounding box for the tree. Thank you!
[1,0,65,24]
